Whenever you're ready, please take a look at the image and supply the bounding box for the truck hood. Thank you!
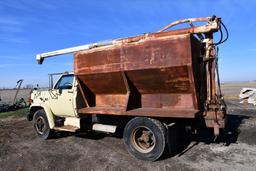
[31,89,51,105]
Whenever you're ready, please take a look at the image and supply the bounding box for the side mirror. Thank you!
[58,88,63,94]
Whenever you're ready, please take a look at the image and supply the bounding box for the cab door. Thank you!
[49,74,77,117]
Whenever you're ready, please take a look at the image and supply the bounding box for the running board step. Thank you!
[53,125,79,132]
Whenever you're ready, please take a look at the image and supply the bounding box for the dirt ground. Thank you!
[1,84,256,171]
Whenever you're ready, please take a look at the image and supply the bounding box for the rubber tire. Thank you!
[32,109,53,140]
[123,117,167,161]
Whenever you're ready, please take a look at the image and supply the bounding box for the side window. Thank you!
[54,74,74,90]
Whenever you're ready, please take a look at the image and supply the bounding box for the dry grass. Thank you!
[0,107,29,119]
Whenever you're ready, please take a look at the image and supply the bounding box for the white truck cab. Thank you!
[28,72,83,137]
[28,71,117,140]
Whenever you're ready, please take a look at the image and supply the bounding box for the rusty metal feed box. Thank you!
[75,33,203,118]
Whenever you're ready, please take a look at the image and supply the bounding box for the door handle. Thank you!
[68,90,73,93]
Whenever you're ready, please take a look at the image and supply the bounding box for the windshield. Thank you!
[54,74,74,89]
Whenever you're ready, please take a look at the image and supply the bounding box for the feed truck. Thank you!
[27,16,228,161]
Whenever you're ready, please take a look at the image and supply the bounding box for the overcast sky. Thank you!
[0,0,256,88]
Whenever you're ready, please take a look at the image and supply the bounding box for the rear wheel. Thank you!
[33,109,53,139]
[123,117,167,161]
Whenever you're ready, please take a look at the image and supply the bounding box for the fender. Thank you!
[29,104,55,129]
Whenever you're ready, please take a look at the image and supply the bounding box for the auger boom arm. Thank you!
[36,40,114,64]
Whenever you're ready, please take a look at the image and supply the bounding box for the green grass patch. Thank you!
[0,107,29,119]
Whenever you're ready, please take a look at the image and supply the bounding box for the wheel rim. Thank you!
[35,116,46,134]
[131,126,156,153]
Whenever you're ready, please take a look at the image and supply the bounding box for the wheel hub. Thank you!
[132,127,156,153]
[35,116,46,134]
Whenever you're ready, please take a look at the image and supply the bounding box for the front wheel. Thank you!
[32,109,54,139]
[123,117,167,161]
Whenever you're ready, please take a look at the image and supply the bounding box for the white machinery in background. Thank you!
[239,88,256,105]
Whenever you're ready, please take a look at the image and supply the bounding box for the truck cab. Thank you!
[28,72,83,136]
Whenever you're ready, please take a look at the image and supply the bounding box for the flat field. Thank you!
[0,89,31,105]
